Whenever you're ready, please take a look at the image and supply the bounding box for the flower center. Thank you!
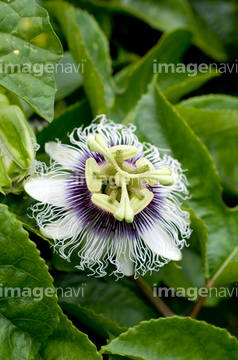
[85,134,174,223]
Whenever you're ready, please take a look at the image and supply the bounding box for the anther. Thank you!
[109,145,138,160]
[130,164,150,174]
[131,189,154,215]
[108,187,119,203]
[116,149,123,169]
[85,158,102,192]
[127,184,145,200]
[92,193,119,214]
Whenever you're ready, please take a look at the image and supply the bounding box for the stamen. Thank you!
[156,166,172,175]
[135,158,157,186]
[86,134,173,221]
[130,164,150,174]
[154,175,174,186]
[92,193,119,214]
[130,172,174,186]
[114,177,134,223]
[131,189,154,215]
[108,187,119,203]
[116,149,123,169]
[100,163,116,176]
[93,172,110,180]
[109,145,138,160]
[127,184,145,200]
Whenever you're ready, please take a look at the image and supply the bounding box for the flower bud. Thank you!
[0,103,36,194]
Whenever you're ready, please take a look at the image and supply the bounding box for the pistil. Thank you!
[87,134,174,222]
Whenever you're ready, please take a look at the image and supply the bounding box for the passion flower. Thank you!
[24,116,191,277]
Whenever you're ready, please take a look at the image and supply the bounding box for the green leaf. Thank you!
[0,204,59,357]
[56,273,157,337]
[111,28,191,122]
[126,78,169,149]
[83,0,231,60]
[213,261,238,286]
[0,0,63,121]
[178,94,238,111]
[129,78,238,286]
[176,95,238,195]
[154,82,238,281]
[61,301,126,339]
[206,136,238,196]
[177,95,238,137]
[0,314,40,360]
[111,28,216,123]
[184,207,208,277]
[101,317,238,359]
[109,356,131,360]
[161,69,219,104]
[54,52,83,101]
[189,0,238,60]
[37,312,102,360]
[161,249,205,298]
[83,0,192,32]
[45,1,114,116]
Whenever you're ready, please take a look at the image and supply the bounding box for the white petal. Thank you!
[45,142,81,169]
[140,222,182,261]
[24,173,68,207]
[40,213,79,240]
[116,243,134,276]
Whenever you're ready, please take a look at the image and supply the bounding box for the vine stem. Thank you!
[187,280,211,318]
[134,276,175,317]
[187,293,208,318]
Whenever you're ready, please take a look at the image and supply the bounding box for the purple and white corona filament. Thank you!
[24,116,191,277]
